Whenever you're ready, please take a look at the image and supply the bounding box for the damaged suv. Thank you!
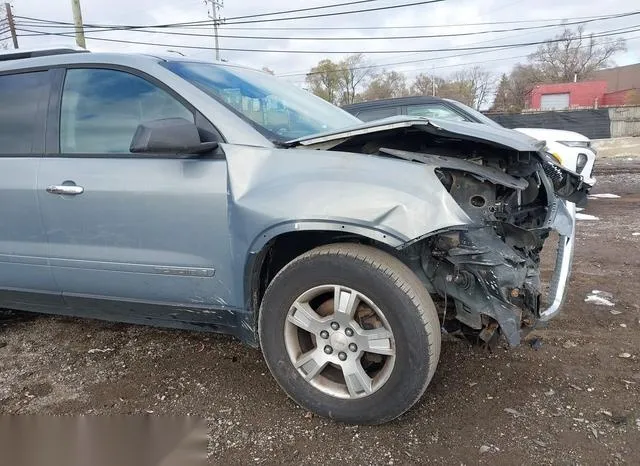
[0,49,590,424]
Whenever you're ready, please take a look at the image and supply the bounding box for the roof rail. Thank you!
[0,47,89,62]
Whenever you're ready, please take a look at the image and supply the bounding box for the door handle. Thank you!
[46,185,84,195]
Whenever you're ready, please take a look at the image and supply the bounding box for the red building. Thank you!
[528,81,607,110]
[527,64,640,110]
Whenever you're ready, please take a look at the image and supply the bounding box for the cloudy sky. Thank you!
[3,0,639,86]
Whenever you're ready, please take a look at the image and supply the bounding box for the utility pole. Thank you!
[4,3,18,49]
[70,0,86,49]
[204,0,224,61]
[431,68,436,97]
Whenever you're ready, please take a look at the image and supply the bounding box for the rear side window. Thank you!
[355,106,400,122]
[60,68,194,154]
[0,72,49,155]
[406,104,468,122]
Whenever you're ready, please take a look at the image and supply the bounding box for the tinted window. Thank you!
[60,69,194,153]
[406,103,468,122]
[0,72,49,155]
[445,99,504,128]
[165,61,360,140]
[355,107,400,122]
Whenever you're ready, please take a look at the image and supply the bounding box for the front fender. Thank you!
[223,143,474,254]
[222,144,474,340]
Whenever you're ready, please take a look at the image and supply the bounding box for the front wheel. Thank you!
[258,243,441,425]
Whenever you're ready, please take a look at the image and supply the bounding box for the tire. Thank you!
[258,243,441,425]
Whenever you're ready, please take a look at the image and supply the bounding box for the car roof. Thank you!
[0,49,259,74]
[342,95,448,111]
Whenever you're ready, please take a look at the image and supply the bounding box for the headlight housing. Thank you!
[558,140,591,149]
[544,147,563,164]
[576,153,589,174]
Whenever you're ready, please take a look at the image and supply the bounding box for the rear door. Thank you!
[0,70,63,310]
[37,66,234,325]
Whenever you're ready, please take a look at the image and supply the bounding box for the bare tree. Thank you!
[362,70,409,101]
[443,67,494,109]
[528,25,626,82]
[506,64,539,111]
[489,64,540,112]
[469,67,495,110]
[305,55,374,104]
[0,4,8,50]
[305,59,343,104]
[410,73,445,96]
[338,54,374,105]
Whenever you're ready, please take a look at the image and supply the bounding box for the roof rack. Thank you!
[0,47,89,62]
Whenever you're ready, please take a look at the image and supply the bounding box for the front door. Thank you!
[0,70,64,310]
[37,67,234,327]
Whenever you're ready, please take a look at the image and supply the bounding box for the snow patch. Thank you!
[576,213,600,221]
[585,290,615,307]
[588,193,620,199]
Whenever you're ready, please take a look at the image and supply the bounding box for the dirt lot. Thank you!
[2,155,640,465]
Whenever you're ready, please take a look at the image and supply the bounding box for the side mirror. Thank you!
[130,118,218,155]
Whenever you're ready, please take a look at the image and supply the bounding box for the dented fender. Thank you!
[223,144,475,254]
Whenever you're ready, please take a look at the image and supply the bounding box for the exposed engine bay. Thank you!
[310,120,591,347]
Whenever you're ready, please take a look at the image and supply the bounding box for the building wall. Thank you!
[528,81,608,109]
[602,89,633,106]
[592,64,640,93]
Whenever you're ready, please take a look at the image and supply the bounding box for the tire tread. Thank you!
[263,243,441,416]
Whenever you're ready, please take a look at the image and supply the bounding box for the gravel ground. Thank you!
[1,157,640,465]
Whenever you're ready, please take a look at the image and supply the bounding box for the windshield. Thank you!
[165,61,361,141]
[445,99,504,128]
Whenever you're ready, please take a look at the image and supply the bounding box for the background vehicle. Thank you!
[0,49,589,424]
[342,96,597,185]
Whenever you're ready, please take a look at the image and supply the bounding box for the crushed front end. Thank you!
[383,147,587,346]
[291,116,591,346]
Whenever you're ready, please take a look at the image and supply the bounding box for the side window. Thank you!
[60,68,194,154]
[0,72,49,155]
[356,107,400,122]
[406,104,468,122]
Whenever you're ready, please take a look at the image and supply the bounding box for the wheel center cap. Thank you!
[330,332,349,352]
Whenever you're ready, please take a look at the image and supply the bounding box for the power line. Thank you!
[278,24,551,76]
[141,10,640,29]
[13,0,446,31]
[16,10,638,31]
[390,34,640,74]
[14,11,640,41]
[279,25,637,77]
[286,52,533,83]
[283,33,640,83]
[14,13,624,31]
[16,24,637,55]
[222,0,381,21]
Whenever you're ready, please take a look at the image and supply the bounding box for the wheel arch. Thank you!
[243,221,406,343]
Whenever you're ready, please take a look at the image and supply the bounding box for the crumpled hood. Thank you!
[285,116,547,152]
[514,127,591,143]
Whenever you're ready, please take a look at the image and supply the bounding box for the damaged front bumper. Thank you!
[539,202,576,321]
[419,201,576,346]
[388,148,586,347]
